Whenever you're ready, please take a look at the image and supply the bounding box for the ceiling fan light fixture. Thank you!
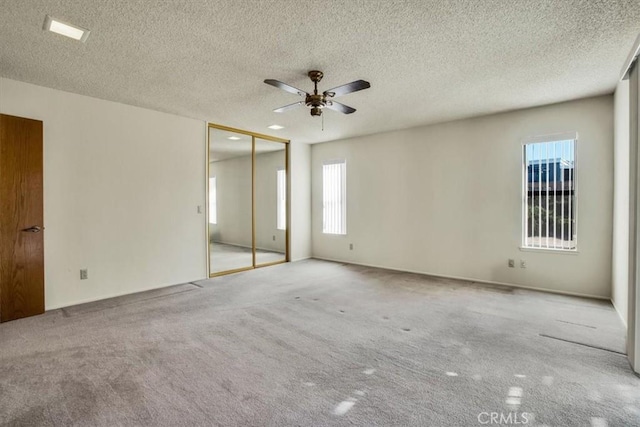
[43,15,90,42]
[264,71,370,118]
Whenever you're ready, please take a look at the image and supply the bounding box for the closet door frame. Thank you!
[206,123,290,278]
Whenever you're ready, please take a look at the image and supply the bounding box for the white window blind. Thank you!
[277,168,286,230]
[322,160,347,235]
[209,176,217,224]
[523,134,577,250]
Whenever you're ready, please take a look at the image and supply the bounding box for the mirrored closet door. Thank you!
[255,138,287,266]
[208,128,253,275]
[207,124,289,277]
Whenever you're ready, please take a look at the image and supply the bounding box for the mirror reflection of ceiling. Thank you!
[255,138,285,155]
[209,129,284,162]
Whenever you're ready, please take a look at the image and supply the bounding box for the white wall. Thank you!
[312,96,614,298]
[0,78,207,309]
[290,142,312,261]
[613,80,630,325]
[0,75,611,307]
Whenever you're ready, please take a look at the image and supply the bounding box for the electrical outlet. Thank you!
[197,205,202,214]
[508,259,515,268]
[349,243,354,250]
[80,269,88,280]
[520,260,526,269]
[273,235,276,241]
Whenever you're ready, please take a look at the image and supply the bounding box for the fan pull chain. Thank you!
[322,112,324,131]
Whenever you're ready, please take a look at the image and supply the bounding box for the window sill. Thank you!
[519,246,579,255]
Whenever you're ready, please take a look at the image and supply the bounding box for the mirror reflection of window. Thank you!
[209,176,217,224]
[277,168,286,230]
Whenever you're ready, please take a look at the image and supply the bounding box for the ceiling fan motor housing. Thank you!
[306,93,325,105]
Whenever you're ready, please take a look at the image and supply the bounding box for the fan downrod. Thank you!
[306,70,326,115]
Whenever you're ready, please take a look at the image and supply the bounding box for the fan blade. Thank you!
[325,101,356,114]
[324,80,370,98]
[273,101,305,113]
[264,79,307,97]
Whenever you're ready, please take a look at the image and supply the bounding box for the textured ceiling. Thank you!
[1,1,640,144]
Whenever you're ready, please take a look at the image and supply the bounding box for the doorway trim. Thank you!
[206,122,290,277]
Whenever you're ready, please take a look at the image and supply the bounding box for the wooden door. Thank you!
[0,114,44,322]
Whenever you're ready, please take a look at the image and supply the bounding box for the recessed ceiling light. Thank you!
[43,15,90,42]
[268,125,284,130]
[228,136,241,140]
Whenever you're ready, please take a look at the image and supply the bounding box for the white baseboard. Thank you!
[48,257,612,311]
[311,256,610,301]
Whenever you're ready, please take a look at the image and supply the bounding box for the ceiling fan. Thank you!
[264,71,371,117]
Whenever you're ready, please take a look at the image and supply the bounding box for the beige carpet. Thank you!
[0,259,637,426]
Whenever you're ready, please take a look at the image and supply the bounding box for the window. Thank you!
[322,160,347,235]
[523,134,576,250]
[277,168,286,230]
[209,176,217,224]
